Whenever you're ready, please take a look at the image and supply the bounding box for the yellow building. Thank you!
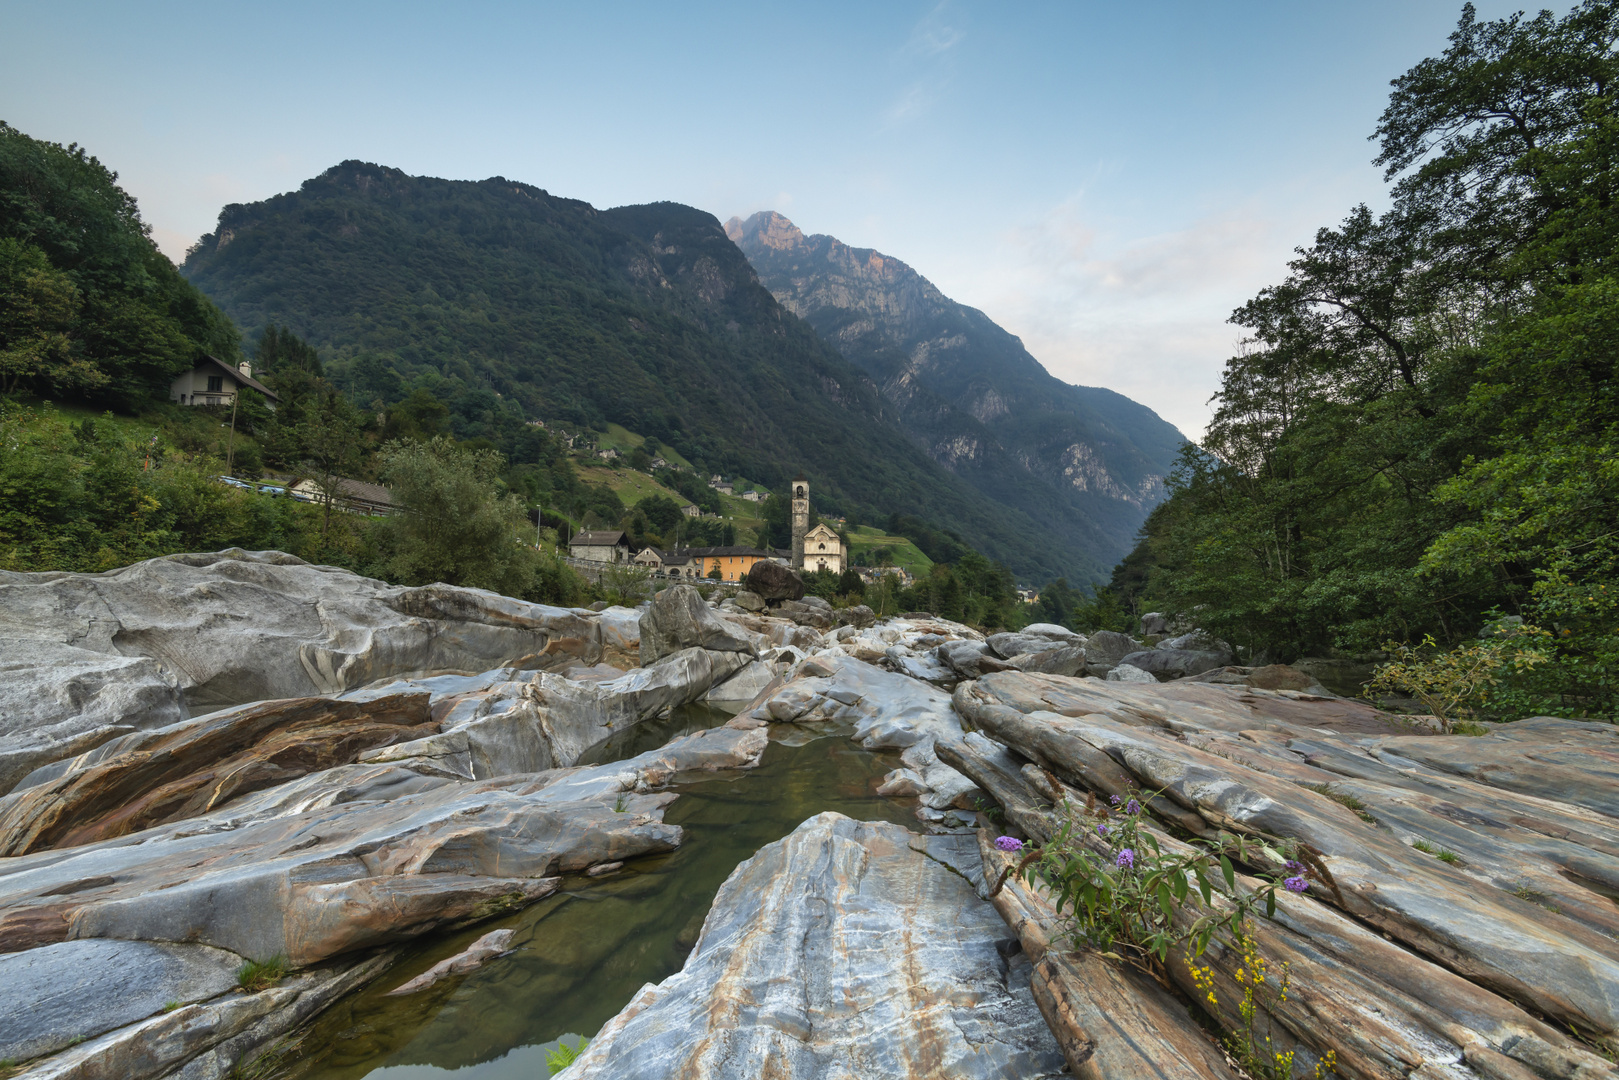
[682,545,785,583]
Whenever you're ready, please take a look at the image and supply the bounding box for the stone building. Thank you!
[569,530,629,563]
[802,522,847,575]
[790,475,810,570]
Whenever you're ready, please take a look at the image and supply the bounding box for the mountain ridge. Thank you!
[726,210,1186,577]
[179,162,1101,582]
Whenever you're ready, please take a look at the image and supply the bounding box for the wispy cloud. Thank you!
[883,1,965,125]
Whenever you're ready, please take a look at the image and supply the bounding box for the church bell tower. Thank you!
[790,475,809,570]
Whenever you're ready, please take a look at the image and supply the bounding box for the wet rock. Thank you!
[0,550,601,795]
[385,928,515,995]
[733,589,766,613]
[586,861,624,877]
[1080,629,1139,675]
[0,939,242,1063]
[742,559,804,601]
[1105,662,1157,683]
[639,585,757,664]
[701,659,779,708]
[1116,647,1231,680]
[875,767,929,796]
[0,693,437,856]
[566,813,1065,1079]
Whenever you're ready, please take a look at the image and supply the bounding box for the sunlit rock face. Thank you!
[727,209,1185,581]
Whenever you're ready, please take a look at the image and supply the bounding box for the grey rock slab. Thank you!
[1105,661,1157,683]
[702,659,779,708]
[638,584,757,664]
[1004,644,1086,677]
[567,813,1065,1079]
[0,550,600,794]
[755,655,962,750]
[1079,629,1139,674]
[986,631,1070,660]
[0,939,242,1062]
[1117,647,1231,679]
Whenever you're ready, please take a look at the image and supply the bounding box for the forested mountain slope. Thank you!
[727,211,1186,575]
[180,162,1095,582]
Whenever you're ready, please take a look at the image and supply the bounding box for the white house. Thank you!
[169,356,280,410]
[741,489,762,502]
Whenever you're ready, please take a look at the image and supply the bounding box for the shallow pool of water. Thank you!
[272,712,915,1079]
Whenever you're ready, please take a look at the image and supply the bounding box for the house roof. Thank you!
[571,530,627,546]
[678,545,773,558]
[199,355,280,402]
[290,477,392,506]
[804,522,841,539]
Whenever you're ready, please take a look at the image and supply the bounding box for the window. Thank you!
[206,376,224,392]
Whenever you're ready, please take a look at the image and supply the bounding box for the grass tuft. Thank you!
[1306,783,1378,824]
[236,955,287,992]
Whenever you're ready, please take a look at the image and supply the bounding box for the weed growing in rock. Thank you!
[1512,883,1561,912]
[1010,792,1305,978]
[236,955,287,992]
[546,1036,589,1075]
[1190,928,1337,1080]
[613,793,629,813]
[162,1001,182,1013]
[1412,839,1462,864]
[1304,784,1378,825]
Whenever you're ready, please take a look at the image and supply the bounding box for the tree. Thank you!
[376,436,544,596]
[297,379,365,544]
[0,238,89,396]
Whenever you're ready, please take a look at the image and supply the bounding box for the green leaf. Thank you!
[1220,854,1235,891]
[1157,881,1175,920]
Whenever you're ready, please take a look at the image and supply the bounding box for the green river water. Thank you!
[272,706,918,1079]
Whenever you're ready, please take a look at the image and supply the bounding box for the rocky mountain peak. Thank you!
[724,210,805,252]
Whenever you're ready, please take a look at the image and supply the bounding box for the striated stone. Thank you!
[1008,645,1087,677]
[702,659,779,708]
[594,605,643,669]
[0,939,242,1063]
[0,550,602,795]
[1117,647,1230,680]
[566,813,1065,1079]
[385,928,515,995]
[0,693,436,856]
[639,585,757,664]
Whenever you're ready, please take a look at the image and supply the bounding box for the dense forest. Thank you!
[1114,1,1618,719]
[177,164,1088,584]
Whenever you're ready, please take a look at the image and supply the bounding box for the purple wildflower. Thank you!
[1116,848,1136,869]
[993,836,1024,852]
[1283,875,1309,893]
[1096,823,1108,837]
[1284,859,1305,874]
[1110,794,1122,806]
[1125,799,1141,815]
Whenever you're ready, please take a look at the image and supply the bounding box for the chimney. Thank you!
[237,361,252,379]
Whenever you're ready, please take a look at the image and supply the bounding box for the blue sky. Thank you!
[1,1,1528,437]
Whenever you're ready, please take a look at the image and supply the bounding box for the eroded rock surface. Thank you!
[0,550,605,794]
[567,812,1065,1079]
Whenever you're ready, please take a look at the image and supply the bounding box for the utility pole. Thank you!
[225,390,240,476]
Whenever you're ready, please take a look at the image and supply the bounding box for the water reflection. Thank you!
[275,713,914,1079]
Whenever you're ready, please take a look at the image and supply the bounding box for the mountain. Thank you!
[179,162,1099,582]
[726,211,1187,581]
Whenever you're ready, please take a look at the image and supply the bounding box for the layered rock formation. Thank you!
[0,550,606,794]
[566,813,1066,1078]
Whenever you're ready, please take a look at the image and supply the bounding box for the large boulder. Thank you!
[1008,645,1086,677]
[1118,648,1231,680]
[1082,629,1140,675]
[566,813,1065,1079]
[638,585,758,664]
[0,550,602,795]
[742,560,804,602]
[1106,662,1157,683]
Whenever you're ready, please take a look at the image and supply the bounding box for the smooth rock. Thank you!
[0,939,242,1063]
[594,606,643,670]
[385,929,515,995]
[742,560,804,601]
[0,550,600,794]
[1105,662,1157,683]
[1080,629,1138,675]
[1117,647,1231,680]
[639,585,757,664]
[733,589,766,613]
[1021,622,1083,642]
[1007,645,1086,677]
[702,659,779,708]
[566,813,1065,1079]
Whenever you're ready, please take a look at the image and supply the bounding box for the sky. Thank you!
[1,0,1530,439]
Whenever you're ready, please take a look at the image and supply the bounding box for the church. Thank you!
[790,476,848,575]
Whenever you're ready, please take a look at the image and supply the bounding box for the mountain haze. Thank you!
[180,162,1101,581]
[727,211,1186,579]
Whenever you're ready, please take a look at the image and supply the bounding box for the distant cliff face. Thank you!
[727,211,1186,577]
